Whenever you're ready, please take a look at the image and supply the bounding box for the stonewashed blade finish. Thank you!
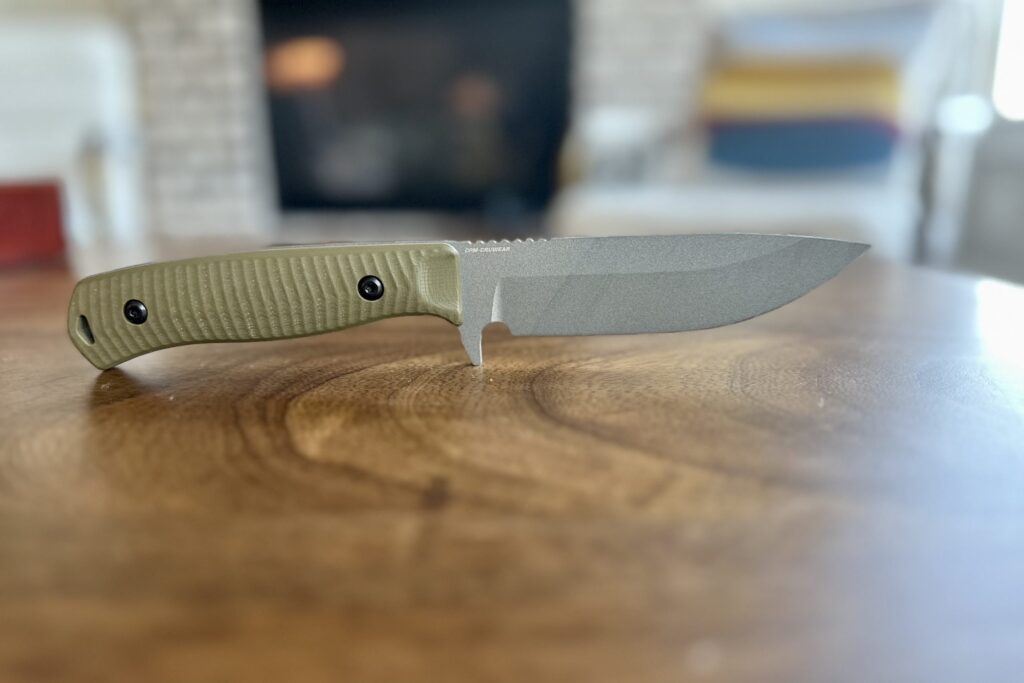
[451,234,867,365]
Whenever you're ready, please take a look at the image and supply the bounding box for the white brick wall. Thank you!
[0,0,272,238]
[122,0,272,237]
[575,0,707,119]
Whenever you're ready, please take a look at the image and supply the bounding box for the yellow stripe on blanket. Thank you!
[701,60,902,122]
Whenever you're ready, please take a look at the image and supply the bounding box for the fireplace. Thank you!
[258,0,572,224]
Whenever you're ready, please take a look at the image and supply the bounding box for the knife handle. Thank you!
[67,243,462,370]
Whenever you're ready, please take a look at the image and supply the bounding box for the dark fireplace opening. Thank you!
[258,0,572,223]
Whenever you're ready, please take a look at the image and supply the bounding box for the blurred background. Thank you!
[1,0,1022,283]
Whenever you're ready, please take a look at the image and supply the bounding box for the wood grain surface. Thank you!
[1,256,1023,682]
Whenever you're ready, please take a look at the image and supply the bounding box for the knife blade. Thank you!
[67,234,866,369]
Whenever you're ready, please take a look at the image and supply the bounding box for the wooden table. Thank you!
[1,256,1023,682]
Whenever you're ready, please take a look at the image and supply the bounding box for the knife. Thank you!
[67,234,867,370]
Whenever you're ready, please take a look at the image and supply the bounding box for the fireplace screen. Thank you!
[259,0,571,215]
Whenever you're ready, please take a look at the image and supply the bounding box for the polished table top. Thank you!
[1,256,1022,682]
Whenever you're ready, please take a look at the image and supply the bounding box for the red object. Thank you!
[0,181,65,267]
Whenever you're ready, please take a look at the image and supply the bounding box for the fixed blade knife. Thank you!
[67,234,867,370]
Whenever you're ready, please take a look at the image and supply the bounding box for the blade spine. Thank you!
[452,234,868,248]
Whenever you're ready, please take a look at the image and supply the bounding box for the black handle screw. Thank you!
[123,299,148,325]
[358,275,384,301]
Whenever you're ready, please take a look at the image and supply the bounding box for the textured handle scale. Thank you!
[68,243,462,369]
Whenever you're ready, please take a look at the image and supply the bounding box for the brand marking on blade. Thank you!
[464,245,512,254]
[461,238,546,254]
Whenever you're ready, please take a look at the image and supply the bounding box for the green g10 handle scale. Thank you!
[67,235,867,370]
[68,243,462,370]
